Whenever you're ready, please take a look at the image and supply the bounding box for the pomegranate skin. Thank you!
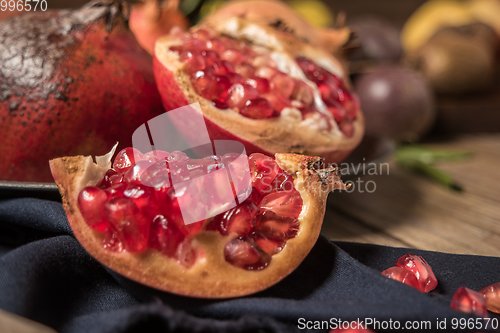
[0,5,164,182]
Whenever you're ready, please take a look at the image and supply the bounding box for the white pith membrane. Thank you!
[154,17,364,160]
[50,146,346,298]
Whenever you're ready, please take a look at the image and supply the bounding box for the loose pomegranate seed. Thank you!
[248,153,281,193]
[113,147,143,174]
[450,287,489,317]
[245,76,271,94]
[256,211,299,240]
[174,238,197,268]
[180,50,206,75]
[234,63,255,77]
[78,186,109,232]
[251,231,285,255]
[381,266,420,290]
[104,197,150,252]
[480,282,500,314]
[227,83,259,109]
[240,98,274,119]
[270,72,295,99]
[224,237,271,270]
[259,190,303,219]
[262,93,291,113]
[395,254,438,293]
[210,200,259,236]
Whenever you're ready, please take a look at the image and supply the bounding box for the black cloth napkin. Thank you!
[0,198,499,333]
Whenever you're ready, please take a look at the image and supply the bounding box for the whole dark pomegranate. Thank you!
[353,66,435,141]
[0,1,164,182]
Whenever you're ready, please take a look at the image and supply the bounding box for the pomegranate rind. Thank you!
[50,152,345,298]
[153,17,364,164]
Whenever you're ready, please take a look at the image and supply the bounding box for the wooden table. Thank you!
[322,133,500,257]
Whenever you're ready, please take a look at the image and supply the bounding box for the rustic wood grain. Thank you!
[322,134,500,257]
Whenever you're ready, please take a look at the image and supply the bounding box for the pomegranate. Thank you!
[129,0,189,55]
[49,146,348,298]
[153,9,364,164]
[450,287,489,317]
[203,0,352,56]
[480,282,500,314]
[0,1,164,182]
[395,254,438,293]
[381,266,421,290]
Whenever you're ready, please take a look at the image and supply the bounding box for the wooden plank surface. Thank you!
[322,134,500,257]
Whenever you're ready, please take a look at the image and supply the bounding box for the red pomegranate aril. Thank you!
[123,160,154,184]
[480,282,500,314]
[325,99,347,123]
[270,72,295,99]
[169,45,184,54]
[256,66,279,79]
[263,93,292,113]
[381,266,420,290]
[165,185,206,236]
[210,60,234,75]
[248,153,281,193]
[212,75,232,103]
[113,148,143,174]
[191,69,215,97]
[234,63,255,77]
[211,200,259,236]
[240,98,274,119]
[192,29,211,41]
[180,50,206,75]
[102,228,123,252]
[248,187,263,205]
[221,49,247,63]
[78,186,109,232]
[266,171,294,193]
[99,169,120,188]
[139,161,171,188]
[142,150,170,163]
[395,254,438,293]
[167,151,189,163]
[296,56,317,74]
[201,50,219,66]
[181,38,205,51]
[104,197,150,252]
[292,80,314,106]
[149,214,184,257]
[227,83,259,109]
[302,109,334,132]
[251,231,285,255]
[226,73,245,85]
[123,184,156,214]
[212,100,229,109]
[105,182,127,197]
[259,190,303,218]
[451,287,489,317]
[224,237,271,270]
[256,211,299,240]
[174,238,198,268]
[245,76,271,94]
[339,120,354,138]
[206,38,226,54]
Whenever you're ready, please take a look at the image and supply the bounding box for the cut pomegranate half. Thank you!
[153,13,364,164]
[50,146,348,298]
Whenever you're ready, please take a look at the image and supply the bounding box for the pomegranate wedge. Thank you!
[50,146,348,298]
